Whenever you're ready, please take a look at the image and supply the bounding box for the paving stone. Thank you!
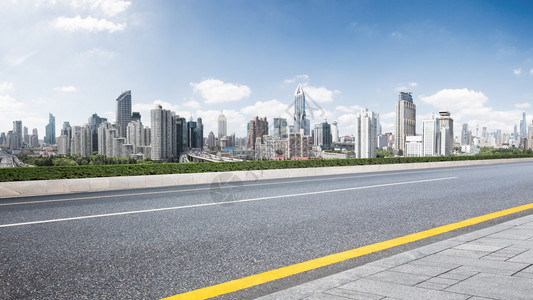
[488,229,533,240]
[324,287,385,300]
[513,271,533,279]
[508,250,533,264]
[339,278,469,300]
[424,277,459,286]
[415,281,448,291]
[366,252,421,268]
[437,272,473,281]
[466,297,494,300]
[420,254,528,274]
[480,255,507,261]
[257,274,353,300]
[445,273,533,299]
[409,259,461,270]
[304,292,352,300]
[390,263,452,277]
[438,248,491,259]
[367,271,430,286]
[453,243,504,252]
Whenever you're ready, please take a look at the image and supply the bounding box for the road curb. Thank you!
[1,157,532,198]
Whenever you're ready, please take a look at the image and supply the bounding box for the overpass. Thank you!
[185,152,244,162]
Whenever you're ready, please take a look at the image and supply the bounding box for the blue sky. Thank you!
[1,0,533,138]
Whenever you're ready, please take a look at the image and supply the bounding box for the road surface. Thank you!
[1,161,533,299]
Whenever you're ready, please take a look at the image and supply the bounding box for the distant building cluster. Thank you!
[2,85,533,162]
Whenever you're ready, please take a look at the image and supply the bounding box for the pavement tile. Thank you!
[513,271,533,279]
[424,277,459,286]
[419,254,528,274]
[389,263,452,277]
[324,287,385,300]
[453,243,504,252]
[366,252,421,268]
[409,259,461,270]
[415,281,448,291]
[437,272,473,281]
[339,278,469,300]
[488,229,533,240]
[508,249,533,264]
[367,271,430,286]
[466,297,494,300]
[257,275,351,300]
[336,265,387,279]
[445,273,533,299]
[304,292,352,300]
[438,249,491,259]
[480,255,507,261]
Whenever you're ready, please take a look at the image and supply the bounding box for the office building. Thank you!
[423,116,439,156]
[175,117,188,156]
[354,108,378,158]
[126,120,145,153]
[405,136,423,157]
[461,123,471,146]
[116,90,132,137]
[436,111,454,156]
[30,128,39,147]
[293,85,310,135]
[89,113,107,152]
[331,121,339,143]
[196,117,204,149]
[131,112,141,122]
[45,113,56,145]
[249,116,268,150]
[273,117,288,139]
[97,122,117,156]
[520,112,527,138]
[394,92,416,155]
[13,121,23,149]
[218,113,227,139]
[207,131,216,151]
[151,104,175,161]
[313,121,332,150]
[0,132,6,145]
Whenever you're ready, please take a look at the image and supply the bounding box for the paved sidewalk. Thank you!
[259,214,533,300]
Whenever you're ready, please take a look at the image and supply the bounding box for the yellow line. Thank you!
[163,202,533,300]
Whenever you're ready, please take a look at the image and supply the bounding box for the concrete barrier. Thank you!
[1,157,532,198]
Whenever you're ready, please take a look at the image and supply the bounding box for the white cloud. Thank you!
[335,105,363,113]
[132,100,181,118]
[421,88,523,132]
[395,86,408,92]
[515,103,531,109]
[183,99,200,109]
[408,82,418,87]
[240,99,290,119]
[513,68,522,75]
[195,109,246,135]
[283,74,309,85]
[54,86,77,92]
[0,82,14,91]
[3,51,38,67]
[81,47,118,59]
[381,111,395,119]
[190,79,251,104]
[52,15,126,33]
[302,84,340,103]
[67,0,131,17]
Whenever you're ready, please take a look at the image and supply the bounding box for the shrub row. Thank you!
[1,154,532,182]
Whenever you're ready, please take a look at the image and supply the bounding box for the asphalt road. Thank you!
[1,161,533,299]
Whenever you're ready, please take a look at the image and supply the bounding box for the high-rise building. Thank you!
[354,108,378,158]
[13,121,23,149]
[218,113,227,139]
[436,111,454,156]
[131,112,141,122]
[423,116,440,156]
[196,117,204,149]
[461,123,471,146]
[151,104,175,161]
[394,92,416,155]
[45,113,56,145]
[30,128,39,147]
[187,119,198,149]
[0,132,6,145]
[175,117,188,155]
[89,113,107,152]
[528,120,533,150]
[331,121,339,143]
[405,136,423,157]
[249,116,268,150]
[126,120,144,153]
[116,90,132,138]
[207,131,216,151]
[520,112,527,138]
[293,85,310,135]
[58,134,69,155]
[97,122,116,156]
[313,121,332,150]
[23,126,29,146]
[287,130,312,158]
[273,117,288,139]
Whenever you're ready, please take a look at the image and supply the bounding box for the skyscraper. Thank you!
[394,92,416,155]
[116,90,132,138]
[273,117,288,139]
[313,121,332,150]
[436,111,454,156]
[13,121,23,149]
[354,108,378,158]
[89,113,107,152]
[151,104,175,160]
[331,121,339,143]
[423,116,439,156]
[520,112,527,138]
[218,113,227,139]
[196,117,204,149]
[249,116,268,150]
[461,123,470,146]
[45,113,56,145]
[294,85,310,135]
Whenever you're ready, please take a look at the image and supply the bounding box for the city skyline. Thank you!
[1,1,533,137]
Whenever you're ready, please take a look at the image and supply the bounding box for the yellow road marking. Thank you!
[163,202,533,300]
[0,163,512,206]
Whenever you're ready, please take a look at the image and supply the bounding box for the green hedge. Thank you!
[1,154,532,182]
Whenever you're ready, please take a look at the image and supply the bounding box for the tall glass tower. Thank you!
[293,85,310,135]
[116,90,132,138]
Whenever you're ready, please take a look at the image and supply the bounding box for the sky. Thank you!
[1,0,533,139]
